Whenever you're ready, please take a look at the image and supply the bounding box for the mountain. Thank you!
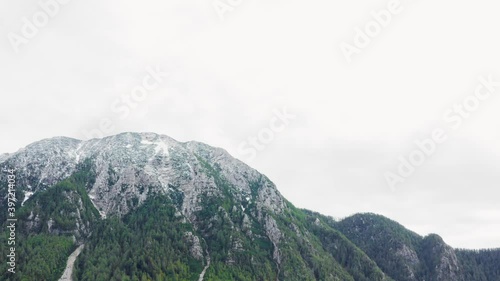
[0,132,498,281]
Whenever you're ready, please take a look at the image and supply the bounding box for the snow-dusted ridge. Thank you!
[0,153,9,163]
[0,132,286,219]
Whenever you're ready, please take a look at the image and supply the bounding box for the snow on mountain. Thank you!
[0,132,285,219]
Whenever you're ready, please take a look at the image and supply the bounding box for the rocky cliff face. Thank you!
[420,234,463,281]
[1,133,285,218]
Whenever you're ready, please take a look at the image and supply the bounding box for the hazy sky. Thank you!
[1,0,500,249]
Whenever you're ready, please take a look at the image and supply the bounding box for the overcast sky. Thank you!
[1,0,500,249]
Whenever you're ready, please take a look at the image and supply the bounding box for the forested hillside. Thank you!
[1,133,498,281]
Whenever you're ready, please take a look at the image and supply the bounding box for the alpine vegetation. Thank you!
[0,132,498,280]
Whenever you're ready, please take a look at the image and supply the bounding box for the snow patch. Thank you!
[88,194,106,219]
[154,141,169,156]
[141,139,169,156]
[74,142,84,163]
[21,191,34,206]
[99,210,107,219]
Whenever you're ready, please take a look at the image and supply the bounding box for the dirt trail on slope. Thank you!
[198,240,211,281]
[59,244,84,281]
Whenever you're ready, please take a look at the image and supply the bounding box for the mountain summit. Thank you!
[0,132,498,281]
[2,132,284,219]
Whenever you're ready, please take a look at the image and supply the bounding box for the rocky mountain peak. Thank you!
[1,132,286,219]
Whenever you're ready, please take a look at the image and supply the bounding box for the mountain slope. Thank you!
[335,213,500,281]
[0,132,498,280]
